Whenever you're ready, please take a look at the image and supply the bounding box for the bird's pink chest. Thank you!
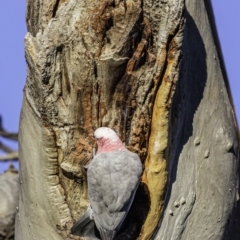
[97,138,126,154]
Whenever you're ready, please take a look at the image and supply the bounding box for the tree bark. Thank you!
[0,166,18,240]
[16,0,239,240]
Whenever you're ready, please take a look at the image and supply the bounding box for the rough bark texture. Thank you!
[16,0,239,240]
[0,166,18,240]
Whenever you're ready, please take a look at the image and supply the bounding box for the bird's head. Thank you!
[94,127,126,154]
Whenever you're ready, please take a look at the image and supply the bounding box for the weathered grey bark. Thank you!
[16,0,239,240]
[0,166,18,240]
[154,1,239,239]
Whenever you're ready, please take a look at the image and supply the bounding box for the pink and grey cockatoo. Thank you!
[71,127,142,240]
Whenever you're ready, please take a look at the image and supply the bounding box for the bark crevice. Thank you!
[16,0,239,239]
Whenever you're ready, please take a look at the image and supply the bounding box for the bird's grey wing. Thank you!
[108,151,142,213]
[87,150,142,239]
[71,206,99,240]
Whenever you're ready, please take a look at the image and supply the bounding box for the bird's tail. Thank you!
[71,206,99,240]
[95,220,115,240]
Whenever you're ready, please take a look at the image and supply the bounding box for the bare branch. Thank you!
[0,141,15,153]
[0,116,18,141]
[0,151,19,161]
[0,130,18,141]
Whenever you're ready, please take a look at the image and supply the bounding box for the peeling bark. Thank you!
[16,0,239,240]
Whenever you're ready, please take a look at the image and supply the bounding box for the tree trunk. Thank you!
[0,166,18,240]
[16,0,239,240]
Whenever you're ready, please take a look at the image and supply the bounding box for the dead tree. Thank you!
[16,0,239,239]
[0,166,18,240]
[0,117,19,240]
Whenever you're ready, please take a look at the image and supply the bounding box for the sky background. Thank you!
[0,1,239,173]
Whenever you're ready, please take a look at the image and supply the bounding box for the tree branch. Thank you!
[0,151,19,161]
[0,141,15,153]
[0,130,18,141]
[0,116,18,141]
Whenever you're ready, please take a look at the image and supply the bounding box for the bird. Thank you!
[71,127,142,240]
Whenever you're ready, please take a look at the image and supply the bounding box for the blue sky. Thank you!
[0,1,239,172]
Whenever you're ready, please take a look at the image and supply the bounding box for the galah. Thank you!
[71,127,142,240]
